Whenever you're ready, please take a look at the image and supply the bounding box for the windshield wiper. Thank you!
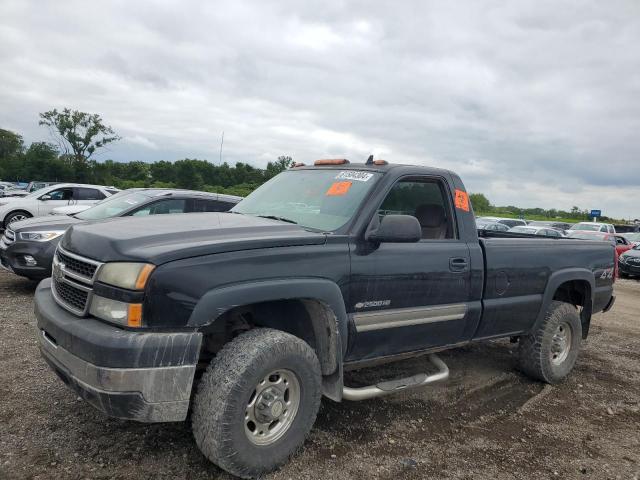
[256,215,298,224]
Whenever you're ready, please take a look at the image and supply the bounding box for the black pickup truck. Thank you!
[34,159,616,478]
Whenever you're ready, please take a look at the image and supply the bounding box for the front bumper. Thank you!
[619,261,640,276]
[0,238,57,279]
[35,279,202,422]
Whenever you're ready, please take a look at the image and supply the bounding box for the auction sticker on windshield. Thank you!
[326,181,352,196]
[335,171,374,182]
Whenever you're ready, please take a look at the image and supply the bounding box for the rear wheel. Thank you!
[518,301,582,384]
[192,328,322,479]
[5,210,32,226]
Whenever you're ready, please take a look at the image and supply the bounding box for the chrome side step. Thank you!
[342,353,449,401]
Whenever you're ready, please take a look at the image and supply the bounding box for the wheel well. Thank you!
[553,280,592,338]
[199,299,339,376]
[3,209,32,226]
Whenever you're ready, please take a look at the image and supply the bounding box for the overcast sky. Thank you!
[1,1,639,218]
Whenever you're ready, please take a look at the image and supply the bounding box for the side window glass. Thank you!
[76,188,106,200]
[378,179,455,240]
[150,199,187,215]
[46,188,73,200]
[190,199,232,212]
[132,199,187,216]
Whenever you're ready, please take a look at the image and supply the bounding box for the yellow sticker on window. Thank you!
[326,181,352,196]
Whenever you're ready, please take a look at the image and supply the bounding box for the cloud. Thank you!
[125,135,159,150]
[0,0,639,218]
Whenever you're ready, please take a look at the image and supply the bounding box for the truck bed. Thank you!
[476,236,615,339]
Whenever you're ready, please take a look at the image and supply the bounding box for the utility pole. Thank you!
[219,131,224,165]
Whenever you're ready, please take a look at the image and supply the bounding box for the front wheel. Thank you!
[518,301,582,384]
[192,328,322,479]
[5,210,32,226]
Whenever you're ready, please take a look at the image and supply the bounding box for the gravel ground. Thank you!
[0,270,638,480]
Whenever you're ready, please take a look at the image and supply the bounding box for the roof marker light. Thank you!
[314,159,350,166]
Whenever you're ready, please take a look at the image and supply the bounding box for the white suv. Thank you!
[569,222,616,234]
[0,184,119,227]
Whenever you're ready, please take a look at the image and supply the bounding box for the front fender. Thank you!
[187,278,349,357]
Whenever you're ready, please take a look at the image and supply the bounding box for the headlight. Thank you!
[89,296,143,327]
[96,262,155,290]
[19,231,66,242]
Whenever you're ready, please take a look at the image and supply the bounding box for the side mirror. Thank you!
[365,214,422,243]
[40,194,51,201]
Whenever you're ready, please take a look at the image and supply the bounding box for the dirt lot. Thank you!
[1,270,638,480]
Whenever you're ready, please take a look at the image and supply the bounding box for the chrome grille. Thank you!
[53,277,89,312]
[57,249,98,279]
[51,246,103,316]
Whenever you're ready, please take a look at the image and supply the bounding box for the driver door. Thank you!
[38,187,74,215]
[347,175,477,362]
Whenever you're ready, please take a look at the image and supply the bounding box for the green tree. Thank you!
[0,128,24,159]
[39,109,121,164]
[469,193,491,213]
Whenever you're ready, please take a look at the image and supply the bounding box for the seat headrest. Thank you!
[414,204,445,228]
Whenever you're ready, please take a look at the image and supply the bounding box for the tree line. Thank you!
[469,192,622,223]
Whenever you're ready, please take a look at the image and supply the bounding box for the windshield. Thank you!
[75,191,149,220]
[567,231,608,241]
[231,169,381,231]
[23,186,52,198]
[570,223,601,232]
[623,232,640,241]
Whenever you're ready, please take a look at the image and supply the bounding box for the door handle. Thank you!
[449,257,469,272]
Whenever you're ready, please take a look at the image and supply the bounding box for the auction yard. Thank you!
[1,270,638,480]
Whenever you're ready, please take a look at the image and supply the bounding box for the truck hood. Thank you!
[61,212,327,264]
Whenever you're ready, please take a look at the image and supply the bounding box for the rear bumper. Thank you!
[35,279,202,422]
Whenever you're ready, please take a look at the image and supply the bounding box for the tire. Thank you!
[192,328,322,479]
[518,301,582,384]
[619,272,629,279]
[5,210,32,226]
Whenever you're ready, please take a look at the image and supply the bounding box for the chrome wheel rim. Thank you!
[8,214,27,223]
[550,321,572,365]
[244,369,300,446]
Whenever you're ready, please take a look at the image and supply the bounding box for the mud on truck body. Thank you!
[34,158,615,478]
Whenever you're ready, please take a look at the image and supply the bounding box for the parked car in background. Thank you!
[49,204,93,216]
[613,234,634,256]
[2,181,62,198]
[619,245,640,277]
[614,224,640,233]
[476,216,527,228]
[0,182,17,196]
[0,183,120,228]
[526,220,572,235]
[475,219,509,232]
[569,222,616,234]
[508,226,563,237]
[0,188,242,280]
[621,232,640,246]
